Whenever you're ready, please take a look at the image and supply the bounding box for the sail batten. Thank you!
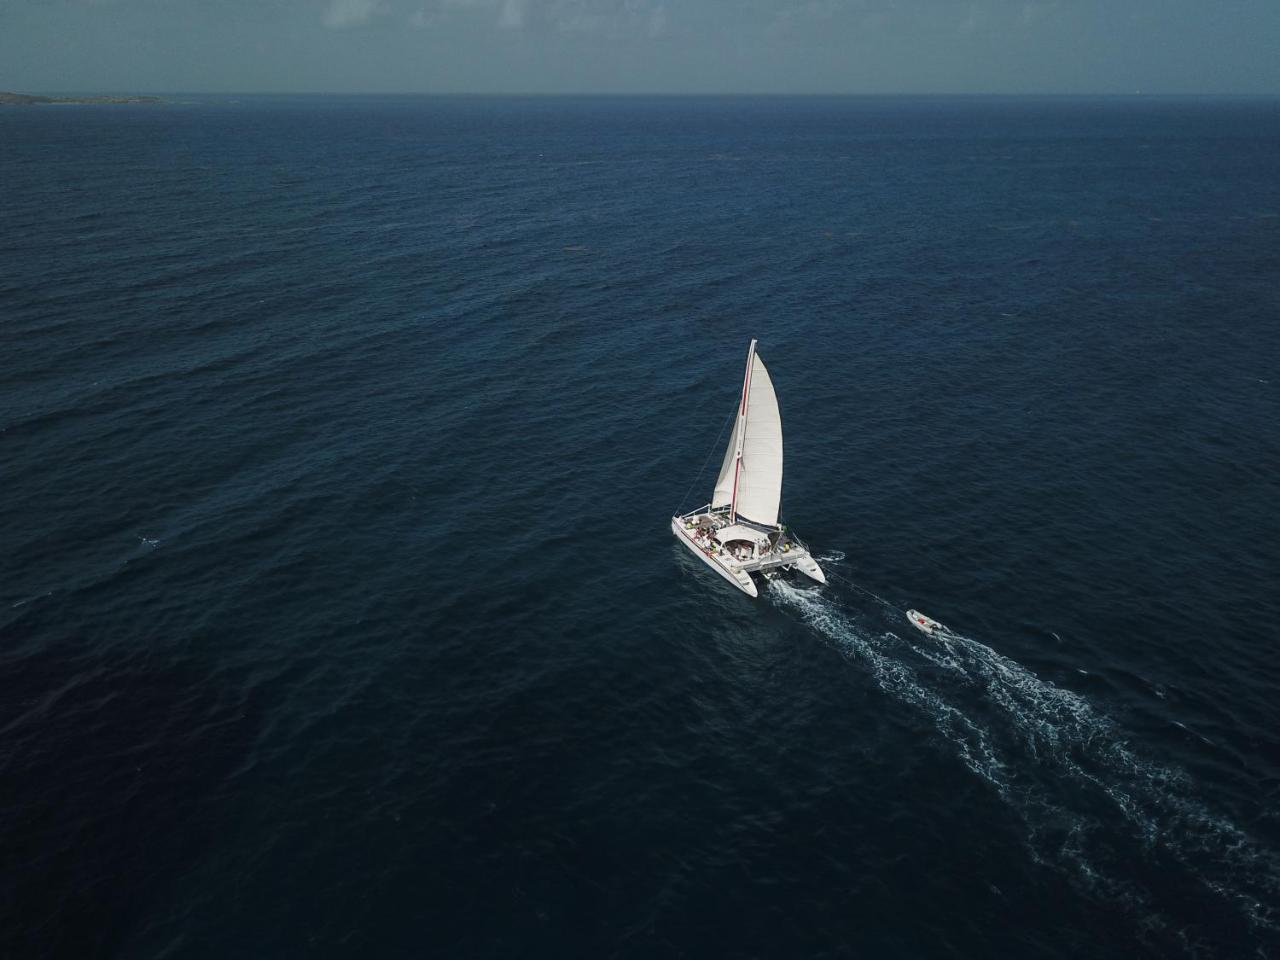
[711,344,783,527]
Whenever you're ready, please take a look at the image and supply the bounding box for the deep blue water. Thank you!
[3,95,1279,958]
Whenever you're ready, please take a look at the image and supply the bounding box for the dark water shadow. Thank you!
[0,636,259,959]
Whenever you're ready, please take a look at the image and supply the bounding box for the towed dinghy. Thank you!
[906,609,946,636]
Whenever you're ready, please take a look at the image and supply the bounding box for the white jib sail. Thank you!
[711,414,740,511]
[710,345,783,527]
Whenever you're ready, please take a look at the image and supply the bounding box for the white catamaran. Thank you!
[671,339,826,597]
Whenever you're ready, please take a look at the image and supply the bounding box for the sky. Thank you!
[1,0,1278,95]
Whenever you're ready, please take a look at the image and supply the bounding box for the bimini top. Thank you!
[713,524,772,545]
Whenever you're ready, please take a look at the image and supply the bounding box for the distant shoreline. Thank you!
[2,91,1278,103]
[0,91,163,106]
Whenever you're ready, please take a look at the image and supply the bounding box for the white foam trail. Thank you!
[934,621,1280,916]
[768,579,1280,945]
[10,590,52,609]
[770,582,1009,793]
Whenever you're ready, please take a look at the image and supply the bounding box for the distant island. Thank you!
[0,91,163,105]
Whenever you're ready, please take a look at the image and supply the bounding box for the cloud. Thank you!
[399,0,670,37]
[646,3,666,38]
[957,3,989,39]
[547,0,672,37]
[323,0,385,28]
[498,0,526,29]
[1018,1,1059,27]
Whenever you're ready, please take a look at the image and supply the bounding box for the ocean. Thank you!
[2,94,1278,958]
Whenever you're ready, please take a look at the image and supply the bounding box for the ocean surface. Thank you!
[2,95,1279,958]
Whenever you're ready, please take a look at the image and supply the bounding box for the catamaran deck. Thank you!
[675,508,813,573]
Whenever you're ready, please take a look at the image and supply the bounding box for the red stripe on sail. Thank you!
[731,344,754,518]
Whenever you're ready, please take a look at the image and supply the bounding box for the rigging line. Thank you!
[673,407,736,515]
[827,571,900,611]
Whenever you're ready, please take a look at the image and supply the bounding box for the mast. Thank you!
[728,338,758,523]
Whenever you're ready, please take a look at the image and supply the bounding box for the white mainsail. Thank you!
[710,342,783,527]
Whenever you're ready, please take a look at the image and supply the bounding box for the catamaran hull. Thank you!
[671,518,759,597]
[792,554,827,584]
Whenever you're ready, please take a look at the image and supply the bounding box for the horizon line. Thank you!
[9,89,1280,99]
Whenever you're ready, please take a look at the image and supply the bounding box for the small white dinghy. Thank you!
[906,609,946,636]
[671,339,825,598]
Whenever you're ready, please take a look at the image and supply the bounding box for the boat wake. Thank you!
[768,579,1280,952]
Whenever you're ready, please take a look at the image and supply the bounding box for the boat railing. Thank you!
[677,504,713,519]
[778,526,811,556]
